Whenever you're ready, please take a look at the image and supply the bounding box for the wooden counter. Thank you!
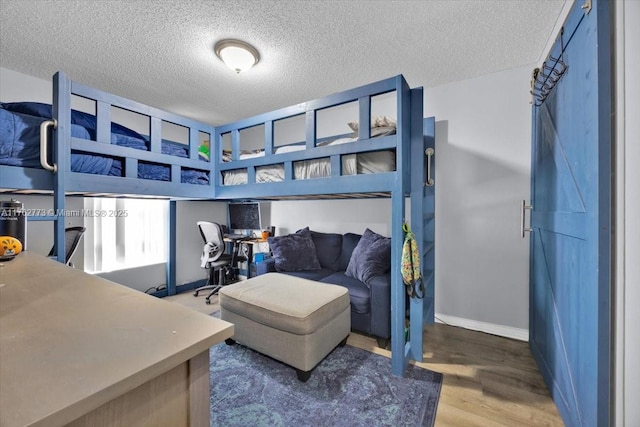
[0,252,234,427]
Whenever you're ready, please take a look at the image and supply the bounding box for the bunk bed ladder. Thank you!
[406,112,435,365]
[391,85,435,376]
[407,98,436,368]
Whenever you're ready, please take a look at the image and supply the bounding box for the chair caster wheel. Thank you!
[205,298,211,305]
[193,291,199,297]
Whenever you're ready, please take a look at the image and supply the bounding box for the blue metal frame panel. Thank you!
[407,90,427,362]
[421,117,436,325]
[389,76,412,376]
[52,72,71,263]
[593,3,613,423]
[0,165,55,191]
[167,201,177,296]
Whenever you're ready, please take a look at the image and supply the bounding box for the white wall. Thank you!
[619,2,640,426]
[270,198,392,238]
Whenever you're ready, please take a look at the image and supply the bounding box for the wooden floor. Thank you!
[166,292,565,426]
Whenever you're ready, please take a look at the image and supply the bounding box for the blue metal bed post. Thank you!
[408,88,425,362]
[166,200,177,296]
[421,117,436,326]
[52,72,71,263]
[390,76,412,376]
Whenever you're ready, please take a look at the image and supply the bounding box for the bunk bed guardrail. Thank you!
[1,71,216,200]
[213,75,412,200]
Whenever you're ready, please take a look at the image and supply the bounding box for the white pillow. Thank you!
[347,115,397,133]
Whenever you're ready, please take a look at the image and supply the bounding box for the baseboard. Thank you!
[434,313,529,342]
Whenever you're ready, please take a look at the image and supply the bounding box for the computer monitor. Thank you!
[228,202,262,232]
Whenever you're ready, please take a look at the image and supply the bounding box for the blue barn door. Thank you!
[529,1,612,426]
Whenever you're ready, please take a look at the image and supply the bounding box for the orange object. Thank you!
[0,235,22,259]
[261,230,269,240]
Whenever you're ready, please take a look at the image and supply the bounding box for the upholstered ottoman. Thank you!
[218,272,351,381]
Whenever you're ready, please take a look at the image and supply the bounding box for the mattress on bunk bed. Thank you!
[221,128,397,186]
[0,102,209,185]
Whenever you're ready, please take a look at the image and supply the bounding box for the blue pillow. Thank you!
[310,230,343,270]
[267,227,321,272]
[0,102,145,141]
[345,228,391,285]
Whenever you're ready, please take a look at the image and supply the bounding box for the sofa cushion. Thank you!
[310,230,343,270]
[282,268,335,282]
[337,233,363,272]
[320,272,370,314]
[268,227,321,272]
[345,228,391,285]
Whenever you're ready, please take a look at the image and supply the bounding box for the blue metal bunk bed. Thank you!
[0,72,435,376]
[213,75,436,375]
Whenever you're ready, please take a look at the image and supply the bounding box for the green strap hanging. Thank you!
[401,223,424,299]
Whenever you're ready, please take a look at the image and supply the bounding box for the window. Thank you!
[83,198,168,273]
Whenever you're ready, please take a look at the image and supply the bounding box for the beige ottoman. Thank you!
[218,272,351,381]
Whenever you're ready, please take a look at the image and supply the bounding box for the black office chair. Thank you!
[194,221,232,305]
[48,226,86,267]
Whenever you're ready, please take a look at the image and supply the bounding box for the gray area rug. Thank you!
[209,342,442,426]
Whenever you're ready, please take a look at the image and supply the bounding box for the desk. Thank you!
[0,252,234,427]
[224,237,269,278]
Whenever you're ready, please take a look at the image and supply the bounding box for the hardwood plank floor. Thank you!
[167,292,564,426]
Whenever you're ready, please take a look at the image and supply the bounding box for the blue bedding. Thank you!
[0,103,209,184]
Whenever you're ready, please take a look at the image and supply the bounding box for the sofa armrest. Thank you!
[256,258,276,276]
[368,273,391,339]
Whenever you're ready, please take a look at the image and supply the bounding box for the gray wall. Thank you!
[423,66,532,335]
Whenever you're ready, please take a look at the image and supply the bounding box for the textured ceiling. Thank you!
[0,0,566,126]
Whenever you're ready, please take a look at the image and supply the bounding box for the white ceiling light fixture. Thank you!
[214,39,260,74]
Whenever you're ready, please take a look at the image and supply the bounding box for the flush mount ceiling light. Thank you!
[214,39,260,74]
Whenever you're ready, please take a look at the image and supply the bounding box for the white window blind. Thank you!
[83,198,168,273]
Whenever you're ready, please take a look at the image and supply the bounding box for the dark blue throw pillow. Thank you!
[267,227,321,272]
[345,228,391,285]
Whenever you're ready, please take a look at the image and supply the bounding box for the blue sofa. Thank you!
[256,228,391,347]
